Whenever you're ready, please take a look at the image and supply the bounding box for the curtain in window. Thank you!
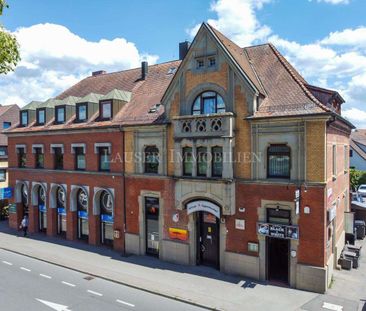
[268,145,290,178]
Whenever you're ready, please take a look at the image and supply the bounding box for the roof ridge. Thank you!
[243,47,268,96]
[268,43,330,113]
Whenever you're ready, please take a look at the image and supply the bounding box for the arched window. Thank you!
[144,146,159,174]
[100,191,113,216]
[267,145,291,179]
[38,186,45,205]
[56,186,65,208]
[21,184,28,206]
[192,91,225,115]
[77,188,88,211]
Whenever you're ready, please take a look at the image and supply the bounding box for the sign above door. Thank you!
[186,200,220,218]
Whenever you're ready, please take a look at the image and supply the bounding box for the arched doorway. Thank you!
[37,186,47,232]
[56,186,66,237]
[99,190,113,246]
[186,200,221,269]
[77,188,89,240]
[21,184,29,216]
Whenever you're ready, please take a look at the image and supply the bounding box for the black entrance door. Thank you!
[198,212,219,268]
[267,237,289,283]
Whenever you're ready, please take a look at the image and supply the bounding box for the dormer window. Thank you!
[192,91,226,115]
[55,106,66,124]
[21,111,28,127]
[76,103,87,122]
[37,108,46,125]
[100,101,112,120]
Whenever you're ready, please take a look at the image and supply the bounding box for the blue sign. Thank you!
[101,214,114,223]
[39,204,46,212]
[0,187,13,200]
[57,207,66,215]
[78,211,88,219]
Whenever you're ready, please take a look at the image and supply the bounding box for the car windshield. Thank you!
[359,186,366,190]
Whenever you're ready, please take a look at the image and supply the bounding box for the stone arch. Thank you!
[179,193,224,212]
[49,183,67,209]
[31,182,47,207]
[70,185,89,212]
[14,180,29,204]
[92,187,115,216]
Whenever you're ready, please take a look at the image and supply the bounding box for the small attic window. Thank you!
[167,67,177,75]
[208,57,216,67]
[149,103,161,113]
[196,59,204,69]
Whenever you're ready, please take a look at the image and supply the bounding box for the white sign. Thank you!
[187,200,220,218]
[328,205,337,222]
[235,219,245,230]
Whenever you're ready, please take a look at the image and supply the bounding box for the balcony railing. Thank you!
[172,113,234,139]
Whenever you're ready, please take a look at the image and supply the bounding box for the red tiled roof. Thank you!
[245,44,329,118]
[352,129,366,146]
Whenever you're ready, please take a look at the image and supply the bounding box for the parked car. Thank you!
[358,185,366,197]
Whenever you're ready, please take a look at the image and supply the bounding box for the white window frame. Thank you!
[71,143,86,154]
[50,144,65,154]
[94,143,111,154]
[32,144,44,154]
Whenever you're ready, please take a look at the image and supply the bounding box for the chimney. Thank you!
[141,61,148,80]
[92,70,106,77]
[179,41,190,60]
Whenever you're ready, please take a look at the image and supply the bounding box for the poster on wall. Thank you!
[257,222,299,240]
[169,228,188,241]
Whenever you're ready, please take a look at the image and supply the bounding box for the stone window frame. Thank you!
[143,145,160,175]
[267,144,292,179]
[50,144,64,154]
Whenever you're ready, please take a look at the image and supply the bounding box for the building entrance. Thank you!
[267,237,289,283]
[197,211,219,268]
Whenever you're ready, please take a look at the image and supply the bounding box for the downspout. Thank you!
[120,125,127,255]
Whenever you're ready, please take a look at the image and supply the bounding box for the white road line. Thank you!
[87,290,103,297]
[116,299,135,307]
[2,261,13,265]
[322,302,343,311]
[61,281,76,287]
[20,267,31,272]
[39,274,52,279]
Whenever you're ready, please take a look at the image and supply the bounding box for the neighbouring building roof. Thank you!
[0,104,20,145]
[352,129,366,146]
[350,139,366,161]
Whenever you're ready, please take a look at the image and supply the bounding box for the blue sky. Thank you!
[1,0,366,127]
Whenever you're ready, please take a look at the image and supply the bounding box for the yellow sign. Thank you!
[169,228,188,241]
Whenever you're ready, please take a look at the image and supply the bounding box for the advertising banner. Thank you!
[257,222,299,240]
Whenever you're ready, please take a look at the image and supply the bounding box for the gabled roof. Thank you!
[351,129,366,146]
[22,101,43,110]
[350,139,366,161]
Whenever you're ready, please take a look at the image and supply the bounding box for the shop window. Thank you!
[3,121,11,129]
[145,197,159,256]
[37,108,46,125]
[0,146,7,156]
[57,186,65,207]
[100,101,112,120]
[20,111,28,127]
[98,147,110,172]
[267,144,290,179]
[17,147,26,168]
[192,91,225,115]
[0,169,6,182]
[74,147,86,170]
[144,146,159,174]
[76,103,87,122]
[100,191,113,215]
[197,147,207,177]
[55,106,66,124]
[34,147,44,169]
[53,147,64,170]
[183,147,193,176]
[212,146,223,177]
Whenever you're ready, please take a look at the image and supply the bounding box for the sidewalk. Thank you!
[0,221,318,311]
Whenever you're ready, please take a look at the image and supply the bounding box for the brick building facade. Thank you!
[6,23,353,293]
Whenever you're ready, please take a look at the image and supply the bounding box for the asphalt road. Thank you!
[0,249,208,311]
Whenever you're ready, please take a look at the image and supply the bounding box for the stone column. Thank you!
[47,207,57,237]
[28,205,39,233]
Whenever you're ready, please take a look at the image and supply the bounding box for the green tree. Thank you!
[0,0,20,74]
[350,168,366,191]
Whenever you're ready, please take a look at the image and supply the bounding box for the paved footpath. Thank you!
[0,221,363,311]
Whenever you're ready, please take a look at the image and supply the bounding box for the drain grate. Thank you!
[83,276,94,281]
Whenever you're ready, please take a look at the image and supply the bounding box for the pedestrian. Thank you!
[20,215,29,237]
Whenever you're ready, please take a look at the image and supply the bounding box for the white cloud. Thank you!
[0,23,158,107]
[321,27,366,48]
[188,0,272,46]
[315,0,350,4]
[343,108,366,128]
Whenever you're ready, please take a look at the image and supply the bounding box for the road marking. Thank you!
[40,273,52,279]
[87,290,103,297]
[36,298,71,311]
[20,267,31,272]
[322,302,343,311]
[2,261,13,265]
[61,281,76,287]
[116,299,135,307]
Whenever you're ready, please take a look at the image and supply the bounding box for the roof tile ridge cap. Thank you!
[268,43,330,112]
[243,47,268,97]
